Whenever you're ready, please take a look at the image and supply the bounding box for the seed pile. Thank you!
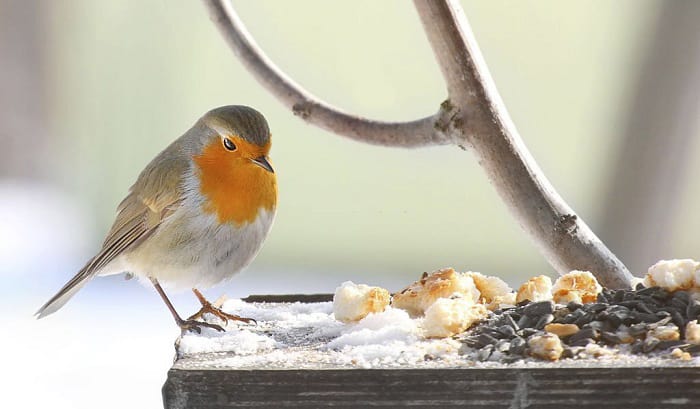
[458,284,700,362]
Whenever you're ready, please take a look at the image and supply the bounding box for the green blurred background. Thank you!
[9,0,698,286]
[2,1,700,408]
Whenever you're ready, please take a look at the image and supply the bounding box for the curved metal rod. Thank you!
[203,0,450,148]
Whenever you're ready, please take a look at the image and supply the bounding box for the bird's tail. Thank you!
[35,263,95,319]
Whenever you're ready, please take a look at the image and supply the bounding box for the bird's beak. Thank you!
[251,156,274,173]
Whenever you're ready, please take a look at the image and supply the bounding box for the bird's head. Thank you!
[190,105,277,225]
[197,105,274,173]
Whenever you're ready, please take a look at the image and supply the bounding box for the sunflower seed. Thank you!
[523,301,555,317]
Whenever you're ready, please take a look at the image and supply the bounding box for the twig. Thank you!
[203,0,450,148]
[202,0,634,288]
[412,0,633,288]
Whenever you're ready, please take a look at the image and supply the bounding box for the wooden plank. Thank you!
[166,294,700,407]
[163,367,700,408]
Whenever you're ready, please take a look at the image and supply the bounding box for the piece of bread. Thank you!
[423,298,489,338]
[468,272,514,310]
[644,259,699,292]
[527,333,563,361]
[552,270,601,304]
[648,325,680,341]
[392,268,480,317]
[686,321,700,344]
[333,281,390,323]
[516,275,553,303]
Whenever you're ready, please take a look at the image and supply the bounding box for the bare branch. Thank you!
[203,0,449,148]
[204,0,634,288]
[413,0,633,288]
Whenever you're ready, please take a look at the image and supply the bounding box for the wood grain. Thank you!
[164,366,700,408]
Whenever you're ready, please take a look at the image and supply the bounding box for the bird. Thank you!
[36,105,277,333]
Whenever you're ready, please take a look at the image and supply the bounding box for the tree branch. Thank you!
[203,0,634,288]
[203,0,449,148]
[413,0,633,288]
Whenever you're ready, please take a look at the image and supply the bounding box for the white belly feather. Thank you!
[99,170,275,290]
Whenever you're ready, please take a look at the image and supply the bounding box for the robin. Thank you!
[35,105,277,333]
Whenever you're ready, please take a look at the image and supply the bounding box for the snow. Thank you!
[176,296,700,371]
[3,182,406,408]
[8,182,700,408]
[177,300,468,369]
[178,327,277,356]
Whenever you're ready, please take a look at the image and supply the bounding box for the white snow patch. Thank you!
[327,308,419,348]
[176,300,464,369]
[175,293,700,371]
[178,329,277,356]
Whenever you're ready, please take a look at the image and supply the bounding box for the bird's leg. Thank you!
[187,288,256,324]
[150,278,224,333]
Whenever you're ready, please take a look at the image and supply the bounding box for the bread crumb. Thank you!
[333,281,390,323]
[487,292,517,311]
[552,271,601,304]
[648,325,680,341]
[686,320,700,344]
[670,348,692,361]
[467,272,515,311]
[468,272,512,303]
[528,333,563,361]
[392,268,480,317]
[516,275,553,304]
[583,343,614,358]
[552,289,582,304]
[423,298,488,338]
[544,323,579,338]
[644,259,699,292]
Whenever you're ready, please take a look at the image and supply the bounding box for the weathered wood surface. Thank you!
[165,294,700,408]
[164,366,700,408]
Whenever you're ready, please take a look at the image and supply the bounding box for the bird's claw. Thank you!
[177,318,225,334]
[188,304,256,326]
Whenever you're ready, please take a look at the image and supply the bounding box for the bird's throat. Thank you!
[194,144,277,226]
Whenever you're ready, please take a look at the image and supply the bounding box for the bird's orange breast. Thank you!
[193,140,277,226]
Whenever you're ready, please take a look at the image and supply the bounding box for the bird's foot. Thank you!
[189,288,257,326]
[187,303,256,326]
[176,318,225,334]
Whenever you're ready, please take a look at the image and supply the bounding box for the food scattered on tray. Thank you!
[340,259,700,362]
[177,259,700,368]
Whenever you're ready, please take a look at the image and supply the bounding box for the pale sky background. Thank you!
[2,1,699,408]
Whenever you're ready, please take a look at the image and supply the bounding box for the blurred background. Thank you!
[2,0,700,407]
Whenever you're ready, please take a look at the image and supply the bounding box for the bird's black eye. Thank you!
[223,137,237,151]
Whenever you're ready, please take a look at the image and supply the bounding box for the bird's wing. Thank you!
[36,151,189,318]
[94,153,188,273]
